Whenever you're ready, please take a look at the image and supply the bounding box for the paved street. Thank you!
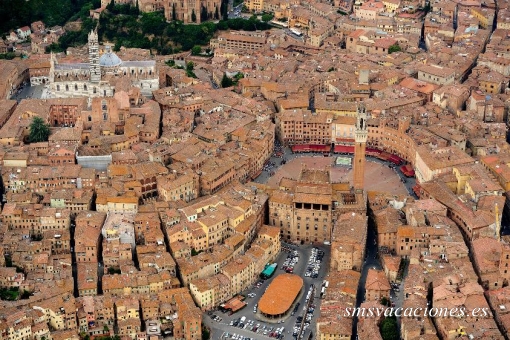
[205,243,330,340]
[12,84,48,102]
[228,3,243,19]
[351,209,408,337]
[352,217,381,336]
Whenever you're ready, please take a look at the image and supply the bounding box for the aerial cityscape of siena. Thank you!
[0,0,509,339]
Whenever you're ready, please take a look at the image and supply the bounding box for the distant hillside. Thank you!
[0,0,100,34]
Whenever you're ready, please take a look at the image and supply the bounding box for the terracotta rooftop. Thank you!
[258,274,303,316]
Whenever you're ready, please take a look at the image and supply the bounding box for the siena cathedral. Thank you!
[49,30,159,98]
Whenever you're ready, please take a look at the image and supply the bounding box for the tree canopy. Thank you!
[221,73,233,88]
[261,13,274,22]
[19,0,271,55]
[388,44,402,54]
[191,45,202,55]
[380,315,399,340]
[28,117,50,143]
[0,0,101,35]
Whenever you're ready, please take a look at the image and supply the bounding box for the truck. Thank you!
[320,287,326,298]
[260,263,277,279]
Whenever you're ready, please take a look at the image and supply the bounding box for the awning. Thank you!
[291,144,329,152]
[388,155,403,165]
[366,148,382,154]
[413,184,421,197]
[291,145,309,152]
[309,144,330,152]
[334,145,354,153]
[400,164,415,177]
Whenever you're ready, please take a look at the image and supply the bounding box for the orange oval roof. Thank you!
[259,273,303,315]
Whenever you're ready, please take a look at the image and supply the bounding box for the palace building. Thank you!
[268,104,368,244]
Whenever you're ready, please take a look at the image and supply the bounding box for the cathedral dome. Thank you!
[99,46,122,67]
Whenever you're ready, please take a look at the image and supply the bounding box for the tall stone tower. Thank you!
[353,103,368,193]
[88,30,100,84]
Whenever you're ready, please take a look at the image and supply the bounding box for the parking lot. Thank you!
[204,243,330,340]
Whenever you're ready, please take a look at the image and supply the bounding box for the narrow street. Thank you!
[70,218,79,298]
[352,216,381,337]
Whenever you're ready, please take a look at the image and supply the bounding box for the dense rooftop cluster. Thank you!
[0,0,510,338]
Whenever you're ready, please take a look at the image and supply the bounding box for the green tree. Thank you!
[0,53,17,60]
[186,61,194,71]
[191,9,196,22]
[221,73,233,88]
[103,325,109,334]
[191,45,202,55]
[388,44,401,54]
[191,248,202,256]
[202,326,210,340]
[214,6,219,19]
[380,315,399,340]
[261,13,273,22]
[217,20,228,30]
[380,296,389,306]
[28,117,50,143]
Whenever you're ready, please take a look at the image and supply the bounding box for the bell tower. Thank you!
[353,103,368,193]
[88,30,100,84]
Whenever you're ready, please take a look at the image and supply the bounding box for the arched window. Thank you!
[56,85,60,91]
[84,84,87,91]
[88,116,92,122]
[75,84,78,91]
[65,85,69,91]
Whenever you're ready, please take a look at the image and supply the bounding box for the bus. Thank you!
[270,20,289,28]
[290,28,303,36]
